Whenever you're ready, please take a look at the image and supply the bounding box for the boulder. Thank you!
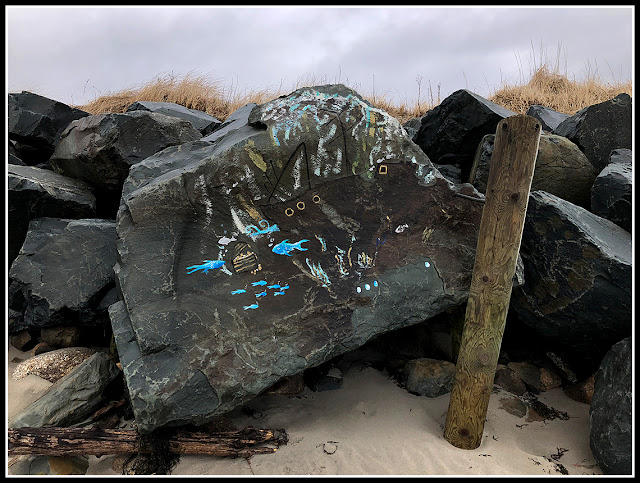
[9,141,27,165]
[413,89,517,180]
[493,364,527,396]
[40,325,82,348]
[403,358,456,397]
[470,133,598,207]
[553,93,632,172]
[590,162,632,233]
[111,84,488,433]
[512,191,632,376]
[8,91,90,165]
[48,110,202,217]
[564,375,595,405]
[402,117,422,141]
[539,367,562,392]
[507,361,541,394]
[8,218,117,334]
[9,352,120,428]
[525,104,569,132]
[8,164,97,269]
[12,347,97,383]
[201,102,258,144]
[590,337,632,475]
[608,148,632,165]
[126,100,221,135]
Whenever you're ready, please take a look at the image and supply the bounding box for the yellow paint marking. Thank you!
[244,140,267,172]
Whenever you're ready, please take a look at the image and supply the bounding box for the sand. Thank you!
[6,345,602,476]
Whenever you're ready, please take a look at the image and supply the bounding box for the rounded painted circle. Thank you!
[312,195,321,204]
[285,208,294,217]
[297,201,306,210]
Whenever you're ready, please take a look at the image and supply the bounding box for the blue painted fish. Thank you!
[272,239,309,256]
[243,303,259,310]
[267,284,281,290]
[230,289,246,295]
[273,291,285,296]
[255,291,267,298]
[252,280,268,287]
[280,284,290,290]
[245,220,280,240]
[186,260,226,274]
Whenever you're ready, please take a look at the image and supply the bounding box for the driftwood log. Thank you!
[8,426,288,458]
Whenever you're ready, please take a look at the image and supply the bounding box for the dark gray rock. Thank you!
[507,361,541,394]
[111,84,488,433]
[8,218,117,334]
[494,364,527,396]
[8,164,96,269]
[304,365,342,392]
[201,103,258,144]
[525,104,569,132]
[590,162,632,233]
[590,337,632,475]
[9,352,119,428]
[471,133,598,207]
[553,93,632,172]
[48,111,202,218]
[402,117,422,141]
[126,100,221,136]
[433,164,461,184]
[413,89,517,180]
[8,91,90,165]
[608,148,632,165]
[9,141,27,165]
[512,191,632,375]
[403,358,456,397]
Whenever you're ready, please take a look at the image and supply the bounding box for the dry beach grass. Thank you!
[76,62,632,125]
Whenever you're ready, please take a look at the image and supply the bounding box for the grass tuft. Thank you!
[76,60,631,125]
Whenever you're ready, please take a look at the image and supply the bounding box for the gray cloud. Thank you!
[6,6,633,109]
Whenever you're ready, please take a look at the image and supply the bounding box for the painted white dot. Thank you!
[365,284,371,291]
[425,261,431,268]
[356,287,362,293]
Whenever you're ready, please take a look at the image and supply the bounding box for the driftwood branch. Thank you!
[8,426,288,458]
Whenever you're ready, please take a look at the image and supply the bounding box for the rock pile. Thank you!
[7,87,632,475]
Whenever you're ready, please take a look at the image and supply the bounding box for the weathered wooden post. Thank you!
[443,114,541,449]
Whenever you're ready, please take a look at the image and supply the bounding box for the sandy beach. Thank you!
[7,345,602,476]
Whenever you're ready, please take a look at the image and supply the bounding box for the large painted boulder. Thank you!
[111,84,487,433]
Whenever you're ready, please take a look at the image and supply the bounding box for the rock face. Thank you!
[201,102,257,144]
[126,101,221,135]
[48,110,202,217]
[413,89,517,180]
[553,93,632,172]
[512,191,632,375]
[608,148,632,165]
[8,218,117,334]
[525,105,569,132]
[471,133,598,207]
[9,352,120,428]
[590,162,632,233]
[402,117,422,141]
[590,337,632,475]
[403,358,455,397]
[8,91,90,165]
[111,84,487,433]
[8,164,97,269]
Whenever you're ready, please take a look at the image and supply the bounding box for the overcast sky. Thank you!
[5,6,634,110]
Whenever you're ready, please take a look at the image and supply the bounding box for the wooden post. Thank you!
[443,115,541,450]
